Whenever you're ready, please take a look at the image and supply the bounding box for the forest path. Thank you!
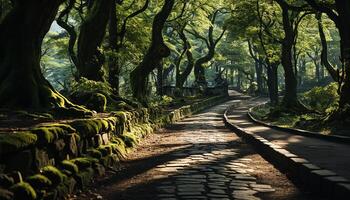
[226,97,350,182]
[73,94,311,200]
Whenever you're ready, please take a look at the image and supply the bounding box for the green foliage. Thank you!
[0,132,37,155]
[10,182,37,200]
[301,83,339,113]
[71,78,113,96]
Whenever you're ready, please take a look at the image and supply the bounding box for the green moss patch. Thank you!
[0,132,37,155]
[86,148,103,159]
[60,160,79,175]
[69,118,116,138]
[31,123,75,146]
[70,157,98,171]
[41,166,66,186]
[26,174,52,189]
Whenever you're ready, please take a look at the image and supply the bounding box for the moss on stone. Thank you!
[31,123,75,146]
[26,174,52,189]
[54,176,76,199]
[75,167,94,190]
[110,137,127,157]
[41,166,66,186]
[69,120,99,137]
[86,148,102,159]
[69,118,114,138]
[97,145,112,157]
[112,111,128,123]
[70,157,98,171]
[119,133,137,148]
[100,154,119,168]
[0,132,37,155]
[86,93,107,112]
[60,160,79,175]
[10,182,36,200]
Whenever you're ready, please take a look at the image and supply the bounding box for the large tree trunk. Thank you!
[277,2,300,108]
[0,0,85,112]
[108,0,121,95]
[316,13,339,82]
[77,0,112,81]
[156,63,164,96]
[336,1,350,109]
[176,28,194,89]
[194,52,212,87]
[267,64,279,105]
[130,0,174,102]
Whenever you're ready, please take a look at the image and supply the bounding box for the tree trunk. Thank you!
[194,54,211,87]
[255,58,264,94]
[315,59,321,83]
[237,70,242,91]
[0,0,85,112]
[267,64,279,105]
[163,63,175,86]
[277,2,300,108]
[77,0,112,81]
[317,13,339,82]
[336,0,350,109]
[108,0,121,95]
[130,0,174,102]
[176,27,194,89]
[157,64,164,96]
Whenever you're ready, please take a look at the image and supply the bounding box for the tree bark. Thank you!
[266,63,279,105]
[175,27,194,89]
[156,63,164,96]
[0,0,88,114]
[276,1,300,108]
[77,0,112,81]
[108,0,121,95]
[130,0,174,102]
[316,13,339,82]
[189,10,226,88]
[335,0,350,109]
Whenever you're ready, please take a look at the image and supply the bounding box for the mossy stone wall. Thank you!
[0,95,227,200]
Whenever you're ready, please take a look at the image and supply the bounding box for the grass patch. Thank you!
[251,83,350,136]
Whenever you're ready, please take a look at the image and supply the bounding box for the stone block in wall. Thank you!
[75,167,94,190]
[34,148,55,172]
[92,163,105,176]
[101,133,110,145]
[100,154,119,170]
[65,134,78,158]
[5,150,33,175]
[93,135,103,148]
